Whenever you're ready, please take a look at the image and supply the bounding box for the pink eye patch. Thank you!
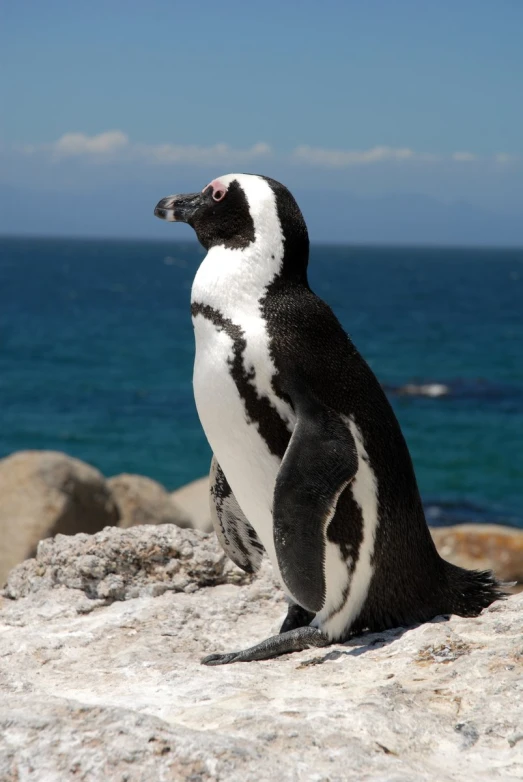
[203,179,227,202]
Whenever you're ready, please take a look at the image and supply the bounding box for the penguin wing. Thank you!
[273,387,359,613]
[209,456,265,574]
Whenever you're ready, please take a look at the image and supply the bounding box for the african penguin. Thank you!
[154,174,504,665]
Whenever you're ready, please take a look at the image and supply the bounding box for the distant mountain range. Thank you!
[1,183,522,247]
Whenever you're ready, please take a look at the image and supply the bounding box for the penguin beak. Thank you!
[154,192,205,223]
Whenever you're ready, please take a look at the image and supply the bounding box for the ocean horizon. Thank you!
[3,231,523,251]
[1,235,522,528]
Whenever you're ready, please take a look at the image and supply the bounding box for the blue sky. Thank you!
[2,0,523,244]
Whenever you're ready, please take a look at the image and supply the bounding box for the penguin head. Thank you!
[154,174,309,279]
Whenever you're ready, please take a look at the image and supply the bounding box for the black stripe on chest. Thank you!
[191,302,291,458]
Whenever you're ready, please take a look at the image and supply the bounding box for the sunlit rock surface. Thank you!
[1,525,521,781]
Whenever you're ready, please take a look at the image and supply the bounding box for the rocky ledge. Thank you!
[1,525,522,781]
[0,451,212,585]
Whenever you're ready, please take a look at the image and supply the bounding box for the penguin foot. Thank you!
[201,626,330,666]
[279,602,316,633]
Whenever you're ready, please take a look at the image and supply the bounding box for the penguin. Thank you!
[154,174,504,665]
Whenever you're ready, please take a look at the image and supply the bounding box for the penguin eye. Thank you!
[212,188,226,202]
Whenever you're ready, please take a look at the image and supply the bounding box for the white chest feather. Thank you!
[191,175,295,574]
[193,314,293,570]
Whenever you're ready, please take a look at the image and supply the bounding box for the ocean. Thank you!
[1,236,522,528]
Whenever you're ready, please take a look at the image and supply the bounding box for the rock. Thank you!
[0,526,522,780]
[2,524,251,602]
[108,473,191,529]
[0,450,119,586]
[431,524,523,584]
[171,475,212,532]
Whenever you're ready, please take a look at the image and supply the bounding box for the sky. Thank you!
[1,0,523,244]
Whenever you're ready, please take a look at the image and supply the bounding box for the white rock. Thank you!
[1,524,250,601]
[0,525,521,781]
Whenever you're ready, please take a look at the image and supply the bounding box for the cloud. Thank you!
[292,144,521,169]
[15,132,520,170]
[137,140,271,165]
[22,130,272,166]
[452,151,477,162]
[494,153,520,165]
[52,130,129,158]
[293,145,416,167]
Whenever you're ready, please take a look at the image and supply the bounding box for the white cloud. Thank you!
[293,144,416,167]
[494,153,520,165]
[452,151,477,162]
[15,132,520,170]
[24,130,272,166]
[292,145,521,169]
[138,140,271,165]
[52,130,129,158]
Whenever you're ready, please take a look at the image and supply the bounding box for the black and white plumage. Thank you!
[154,174,503,665]
[209,456,265,575]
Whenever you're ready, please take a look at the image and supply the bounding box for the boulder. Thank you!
[431,524,523,584]
[171,475,212,532]
[0,451,119,586]
[2,523,251,602]
[108,473,191,529]
[0,525,522,781]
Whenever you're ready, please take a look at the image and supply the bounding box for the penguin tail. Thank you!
[442,561,508,617]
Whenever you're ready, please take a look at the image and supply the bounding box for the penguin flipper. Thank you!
[209,456,265,574]
[273,389,359,613]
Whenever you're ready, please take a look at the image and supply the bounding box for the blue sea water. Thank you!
[0,236,522,527]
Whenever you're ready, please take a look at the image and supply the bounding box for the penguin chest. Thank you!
[192,309,295,561]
